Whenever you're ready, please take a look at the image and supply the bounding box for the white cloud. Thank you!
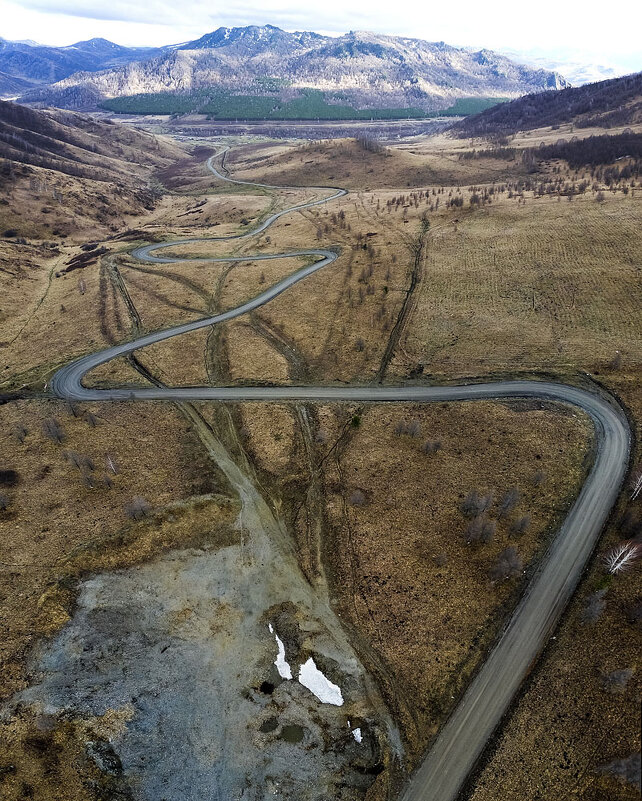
[2,0,641,71]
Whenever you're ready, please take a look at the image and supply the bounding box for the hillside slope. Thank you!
[19,25,568,114]
[0,37,163,97]
[452,71,642,138]
[0,100,183,239]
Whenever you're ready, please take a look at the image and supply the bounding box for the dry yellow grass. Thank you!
[2,128,640,799]
[402,192,642,378]
[227,138,523,189]
[320,400,593,763]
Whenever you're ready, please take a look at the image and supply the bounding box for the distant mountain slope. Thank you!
[452,72,642,138]
[18,25,568,114]
[0,37,162,97]
[0,99,179,180]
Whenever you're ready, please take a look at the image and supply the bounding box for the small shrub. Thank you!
[124,496,151,520]
[407,420,421,438]
[422,439,442,454]
[599,753,641,788]
[12,423,27,444]
[533,470,546,487]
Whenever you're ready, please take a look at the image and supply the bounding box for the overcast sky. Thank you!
[2,0,641,73]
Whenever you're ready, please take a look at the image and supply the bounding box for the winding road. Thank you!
[49,147,630,801]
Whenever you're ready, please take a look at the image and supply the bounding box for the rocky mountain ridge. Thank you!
[16,26,569,114]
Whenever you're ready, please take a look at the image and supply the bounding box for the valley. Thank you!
[0,77,641,801]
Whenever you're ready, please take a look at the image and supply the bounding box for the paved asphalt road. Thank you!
[49,148,630,801]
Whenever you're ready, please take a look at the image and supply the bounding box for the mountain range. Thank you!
[10,26,569,116]
[0,37,162,96]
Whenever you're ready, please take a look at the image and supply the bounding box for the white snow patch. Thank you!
[352,727,363,743]
[268,623,292,679]
[298,657,344,706]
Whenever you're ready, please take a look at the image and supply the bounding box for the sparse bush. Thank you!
[12,423,27,444]
[124,496,151,520]
[465,515,496,544]
[42,417,65,444]
[315,429,328,444]
[533,470,546,487]
[434,552,448,567]
[602,667,633,693]
[498,488,520,518]
[422,440,442,454]
[349,489,367,508]
[0,493,9,511]
[510,515,531,537]
[581,589,607,623]
[599,753,641,788]
[461,489,493,518]
[407,420,421,438]
[84,411,98,427]
[489,546,523,582]
[354,338,365,352]
[608,351,623,370]
[618,507,642,538]
[625,601,642,626]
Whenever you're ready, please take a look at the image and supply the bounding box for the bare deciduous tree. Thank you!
[510,515,531,537]
[604,541,641,574]
[42,418,65,444]
[489,546,523,582]
[499,488,520,518]
[461,489,493,518]
[465,515,496,544]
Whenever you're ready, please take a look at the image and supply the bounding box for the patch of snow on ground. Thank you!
[298,657,344,706]
[352,727,363,743]
[268,624,292,679]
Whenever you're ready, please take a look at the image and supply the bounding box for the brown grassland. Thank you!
[0,122,640,800]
